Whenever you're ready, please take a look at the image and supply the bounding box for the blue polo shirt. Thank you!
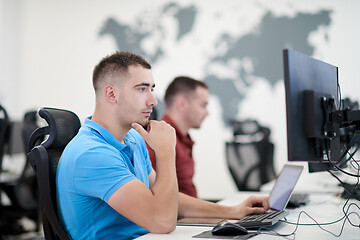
[57,118,152,240]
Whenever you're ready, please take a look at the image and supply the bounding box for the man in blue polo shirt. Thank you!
[56,51,270,239]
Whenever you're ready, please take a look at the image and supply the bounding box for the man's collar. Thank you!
[162,114,194,145]
[84,118,136,151]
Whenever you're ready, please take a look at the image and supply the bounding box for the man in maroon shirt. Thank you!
[147,76,209,198]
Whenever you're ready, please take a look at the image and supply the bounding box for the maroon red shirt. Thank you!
[147,114,197,198]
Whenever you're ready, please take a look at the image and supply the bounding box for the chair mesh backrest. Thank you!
[226,120,276,191]
[39,107,81,206]
[41,108,81,150]
[226,142,259,190]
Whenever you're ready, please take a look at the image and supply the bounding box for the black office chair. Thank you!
[0,104,10,178]
[0,104,13,233]
[226,120,276,191]
[0,111,41,235]
[27,107,81,240]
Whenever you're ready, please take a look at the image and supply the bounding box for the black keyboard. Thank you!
[232,210,288,228]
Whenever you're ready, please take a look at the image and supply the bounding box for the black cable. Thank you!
[328,171,357,202]
[274,151,360,238]
[327,159,360,228]
[281,214,346,226]
[332,80,360,175]
[334,130,360,167]
[349,158,360,171]
[345,144,359,166]
[347,147,360,171]
[331,164,360,177]
[333,77,360,227]
[325,142,360,178]
[329,151,359,190]
[254,225,295,239]
[252,194,360,239]
[280,204,359,238]
[252,201,359,239]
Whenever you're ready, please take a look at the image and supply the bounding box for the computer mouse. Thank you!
[212,222,248,236]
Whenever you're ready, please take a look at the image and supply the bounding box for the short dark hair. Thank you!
[164,76,208,107]
[92,51,151,92]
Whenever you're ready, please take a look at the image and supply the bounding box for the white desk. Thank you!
[137,192,360,239]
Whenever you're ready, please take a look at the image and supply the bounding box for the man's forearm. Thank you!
[178,192,232,218]
[150,152,179,227]
[133,120,178,232]
[178,193,269,220]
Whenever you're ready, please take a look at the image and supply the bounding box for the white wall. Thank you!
[1,0,360,199]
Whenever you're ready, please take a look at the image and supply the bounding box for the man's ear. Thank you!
[175,95,188,111]
[104,84,117,103]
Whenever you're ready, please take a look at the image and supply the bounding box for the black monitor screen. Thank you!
[283,49,345,172]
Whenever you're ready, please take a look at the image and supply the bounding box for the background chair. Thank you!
[0,104,10,183]
[0,104,13,233]
[0,110,41,235]
[226,120,276,191]
[0,104,10,186]
[27,107,81,240]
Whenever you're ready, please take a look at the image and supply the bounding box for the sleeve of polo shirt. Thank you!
[73,146,136,202]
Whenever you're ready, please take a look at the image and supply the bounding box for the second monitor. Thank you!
[283,49,356,172]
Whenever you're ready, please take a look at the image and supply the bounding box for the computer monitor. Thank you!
[283,49,354,172]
